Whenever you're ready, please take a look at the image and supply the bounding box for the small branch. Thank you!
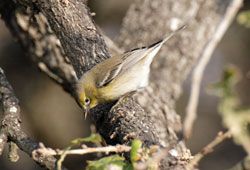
[186,131,232,170]
[183,0,243,139]
[0,67,66,170]
[33,142,131,170]
[32,143,131,157]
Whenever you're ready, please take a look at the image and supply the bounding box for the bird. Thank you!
[77,25,186,118]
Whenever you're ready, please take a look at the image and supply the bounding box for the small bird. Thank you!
[77,25,185,118]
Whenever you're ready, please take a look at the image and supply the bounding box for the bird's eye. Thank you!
[85,98,90,105]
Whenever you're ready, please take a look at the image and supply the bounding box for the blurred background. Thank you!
[0,0,249,169]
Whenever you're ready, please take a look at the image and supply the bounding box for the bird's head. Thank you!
[77,77,98,118]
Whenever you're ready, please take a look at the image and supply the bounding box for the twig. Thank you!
[0,67,65,170]
[57,146,72,170]
[32,143,131,157]
[186,131,232,170]
[32,142,130,170]
[183,0,243,139]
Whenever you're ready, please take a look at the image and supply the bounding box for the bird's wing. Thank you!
[96,46,159,87]
[96,61,123,87]
[96,25,187,88]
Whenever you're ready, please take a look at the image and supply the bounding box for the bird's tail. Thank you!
[162,24,187,44]
[147,24,187,50]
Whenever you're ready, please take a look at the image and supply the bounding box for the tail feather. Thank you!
[162,24,187,44]
[148,24,187,50]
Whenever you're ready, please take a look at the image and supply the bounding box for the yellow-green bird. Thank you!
[77,25,185,117]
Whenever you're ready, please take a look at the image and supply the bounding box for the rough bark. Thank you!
[32,0,111,77]
[0,0,76,95]
[0,0,241,169]
[117,0,235,146]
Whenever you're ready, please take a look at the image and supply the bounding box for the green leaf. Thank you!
[70,133,102,146]
[237,10,250,28]
[208,65,239,98]
[86,155,132,170]
[130,139,142,163]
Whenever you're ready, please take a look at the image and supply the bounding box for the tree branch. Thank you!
[31,0,111,77]
[0,68,66,170]
[0,0,164,168]
[0,0,243,169]
[116,0,242,147]
[183,0,243,139]
[33,143,131,156]
[187,131,232,170]
[0,0,77,95]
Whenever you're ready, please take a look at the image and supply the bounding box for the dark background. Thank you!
[0,0,249,169]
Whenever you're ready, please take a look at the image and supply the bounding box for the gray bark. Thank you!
[117,0,233,146]
[0,0,239,169]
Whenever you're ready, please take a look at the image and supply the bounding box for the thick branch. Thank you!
[0,0,77,95]
[0,0,163,168]
[117,0,242,146]
[0,0,243,169]
[29,0,163,154]
[32,0,111,77]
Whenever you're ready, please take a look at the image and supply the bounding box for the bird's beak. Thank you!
[83,106,89,119]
